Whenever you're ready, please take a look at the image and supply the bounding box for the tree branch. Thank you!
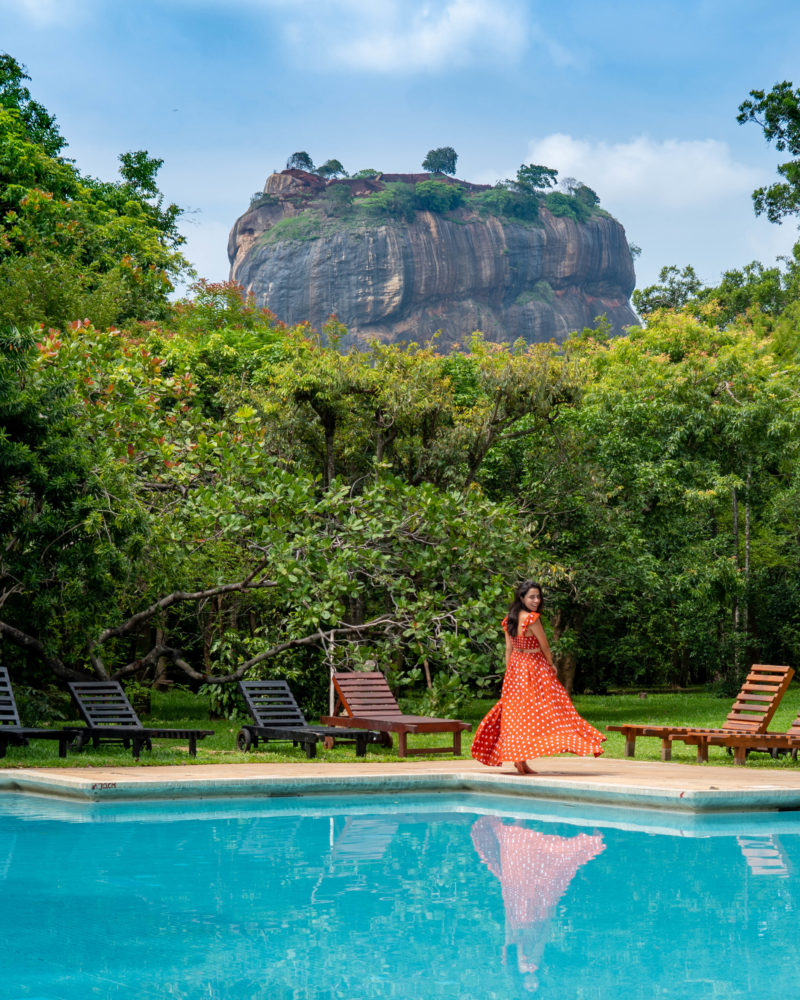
[92,560,277,648]
[0,619,85,680]
[110,616,399,684]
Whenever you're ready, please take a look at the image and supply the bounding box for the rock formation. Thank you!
[228,170,638,348]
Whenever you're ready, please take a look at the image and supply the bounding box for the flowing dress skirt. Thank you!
[472,627,605,766]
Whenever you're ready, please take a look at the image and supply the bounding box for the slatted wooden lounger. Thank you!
[320,670,472,758]
[237,680,381,758]
[606,664,795,761]
[0,666,80,759]
[68,680,214,758]
[670,708,800,765]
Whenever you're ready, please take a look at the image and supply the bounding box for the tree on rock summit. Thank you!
[422,146,458,175]
[286,151,315,172]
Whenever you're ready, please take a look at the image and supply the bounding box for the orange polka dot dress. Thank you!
[471,613,605,766]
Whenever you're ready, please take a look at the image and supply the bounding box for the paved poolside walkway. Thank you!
[4,755,800,812]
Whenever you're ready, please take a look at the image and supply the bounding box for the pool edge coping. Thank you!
[3,768,800,814]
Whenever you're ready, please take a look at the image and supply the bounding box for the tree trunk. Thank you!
[732,486,740,675]
[550,608,579,696]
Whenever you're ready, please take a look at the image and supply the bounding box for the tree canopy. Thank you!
[738,81,800,223]
[422,146,458,175]
[0,57,190,328]
[286,151,315,172]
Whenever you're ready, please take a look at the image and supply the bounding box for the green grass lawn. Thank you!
[4,686,800,769]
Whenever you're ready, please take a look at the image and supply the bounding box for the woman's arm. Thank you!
[531,617,556,672]
[505,630,512,668]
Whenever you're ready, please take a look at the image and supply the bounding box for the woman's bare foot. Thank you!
[514,761,536,775]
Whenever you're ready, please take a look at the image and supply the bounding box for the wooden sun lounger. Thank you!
[236,680,381,758]
[670,709,800,765]
[320,670,471,758]
[0,666,80,759]
[606,664,795,761]
[68,680,213,758]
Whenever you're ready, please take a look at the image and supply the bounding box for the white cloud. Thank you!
[509,133,798,288]
[201,0,534,73]
[329,0,529,73]
[525,133,761,209]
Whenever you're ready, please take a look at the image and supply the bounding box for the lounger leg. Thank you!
[132,738,144,758]
[305,741,317,759]
[58,737,68,758]
[398,732,407,758]
[188,736,197,757]
[733,746,747,766]
[453,732,462,756]
[661,738,672,762]
[0,739,6,758]
[355,735,367,757]
[695,738,708,764]
[622,731,636,758]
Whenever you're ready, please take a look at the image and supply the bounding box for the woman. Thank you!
[471,581,605,774]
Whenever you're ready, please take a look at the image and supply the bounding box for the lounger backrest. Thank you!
[723,664,795,732]
[68,680,141,728]
[0,667,22,727]
[239,680,308,728]
[332,671,404,720]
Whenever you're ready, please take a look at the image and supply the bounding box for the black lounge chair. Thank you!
[68,680,213,758]
[237,680,380,758]
[0,666,80,759]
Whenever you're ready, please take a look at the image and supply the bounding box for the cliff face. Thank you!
[228,171,638,348]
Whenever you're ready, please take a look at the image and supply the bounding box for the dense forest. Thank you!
[3,54,800,712]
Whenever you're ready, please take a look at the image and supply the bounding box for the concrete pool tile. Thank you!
[3,756,800,812]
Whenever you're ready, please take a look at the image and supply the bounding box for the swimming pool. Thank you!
[4,791,800,999]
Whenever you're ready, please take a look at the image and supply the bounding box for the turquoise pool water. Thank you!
[4,791,800,999]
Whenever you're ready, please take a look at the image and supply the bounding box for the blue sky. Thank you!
[3,0,800,293]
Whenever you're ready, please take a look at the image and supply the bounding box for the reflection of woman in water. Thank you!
[471,817,605,992]
[472,581,605,774]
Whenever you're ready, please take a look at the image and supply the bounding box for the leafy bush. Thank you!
[249,192,277,210]
[261,214,322,243]
[544,191,592,223]
[13,685,71,726]
[361,182,416,222]
[414,180,464,213]
[516,281,554,307]
[471,185,539,221]
[320,183,354,217]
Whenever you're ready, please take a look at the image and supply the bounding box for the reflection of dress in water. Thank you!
[471,817,605,991]
[472,614,605,766]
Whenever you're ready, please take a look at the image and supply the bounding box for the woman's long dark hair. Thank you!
[506,580,544,637]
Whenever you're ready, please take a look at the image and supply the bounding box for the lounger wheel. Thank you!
[322,736,336,750]
[377,732,392,749]
[236,728,254,752]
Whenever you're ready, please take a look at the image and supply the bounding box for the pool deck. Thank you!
[4,755,800,813]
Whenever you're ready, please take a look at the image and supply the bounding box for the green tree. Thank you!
[574,182,600,208]
[286,151,315,172]
[317,158,347,178]
[0,53,65,157]
[512,163,558,193]
[422,146,458,175]
[632,265,704,316]
[738,81,800,223]
[0,77,190,327]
